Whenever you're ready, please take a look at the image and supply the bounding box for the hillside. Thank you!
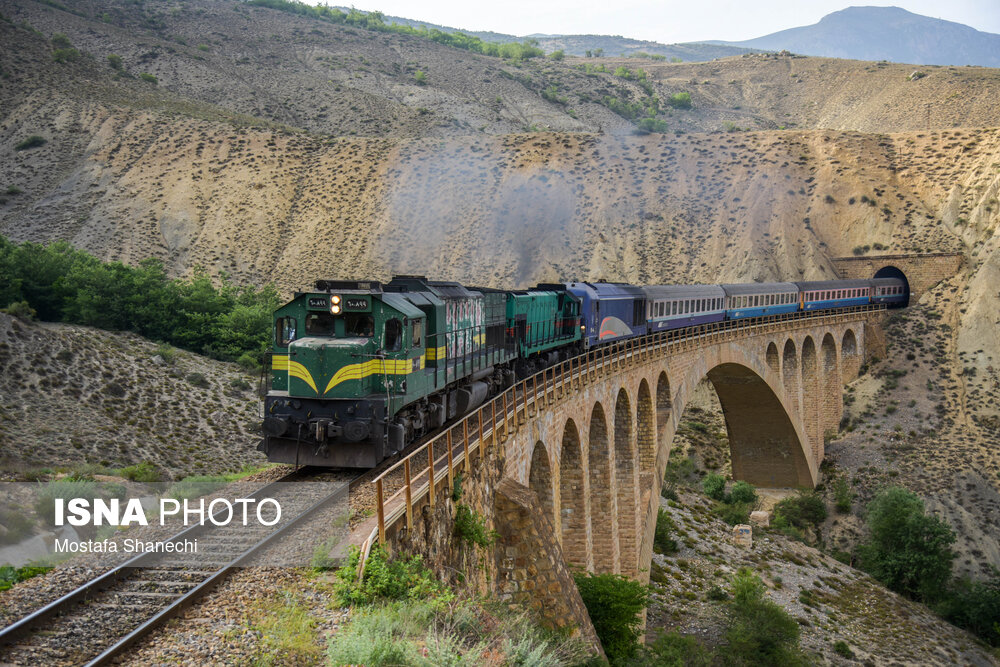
[715,6,1000,67]
[0,314,261,479]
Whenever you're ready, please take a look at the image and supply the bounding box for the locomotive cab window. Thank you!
[384,318,403,352]
[305,312,336,336]
[345,314,374,338]
[411,319,423,348]
[276,317,297,347]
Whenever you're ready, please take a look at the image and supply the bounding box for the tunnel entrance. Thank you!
[873,265,910,307]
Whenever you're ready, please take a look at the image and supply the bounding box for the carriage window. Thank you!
[344,314,374,338]
[411,319,423,347]
[384,318,402,352]
[276,317,296,347]
[305,312,336,336]
[685,301,690,314]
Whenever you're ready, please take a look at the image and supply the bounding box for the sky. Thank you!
[339,1,1000,43]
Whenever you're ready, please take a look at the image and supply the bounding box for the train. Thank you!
[258,275,906,468]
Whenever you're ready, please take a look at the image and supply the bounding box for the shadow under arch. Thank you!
[529,441,555,535]
[705,362,814,488]
[873,265,910,307]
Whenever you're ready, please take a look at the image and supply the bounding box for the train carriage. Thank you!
[566,280,646,348]
[796,280,871,311]
[642,284,726,331]
[722,282,799,320]
[870,278,907,307]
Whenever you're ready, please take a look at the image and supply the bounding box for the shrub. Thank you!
[186,372,210,388]
[773,490,827,533]
[165,474,226,501]
[714,501,751,526]
[0,506,35,545]
[1,301,36,320]
[549,49,565,61]
[236,351,259,371]
[116,461,161,482]
[937,571,1000,646]
[0,564,52,592]
[833,639,854,657]
[107,53,123,70]
[723,568,806,665]
[454,503,496,547]
[636,117,668,134]
[155,343,176,364]
[139,72,158,84]
[333,545,452,608]
[639,631,713,665]
[702,473,726,501]
[14,135,47,151]
[654,508,678,555]
[574,571,650,665]
[729,480,757,505]
[5,185,22,195]
[662,455,694,500]
[856,486,955,602]
[833,477,854,513]
[413,70,426,85]
[668,92,692,109]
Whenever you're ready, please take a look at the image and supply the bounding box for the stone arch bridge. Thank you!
[362,308,881,640]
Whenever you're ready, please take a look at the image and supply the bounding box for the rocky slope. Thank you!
[0,313,261,479]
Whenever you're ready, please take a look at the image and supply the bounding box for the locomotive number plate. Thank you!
[344,298,368,311]
[307,297,329,309]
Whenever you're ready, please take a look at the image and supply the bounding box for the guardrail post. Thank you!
[376,479,385,545]
[447,429,454,491]
[404,458,412,531]
[463,419,469,470]
[519,380,528,424]
[503,390,510,439]
[428,440,435,509]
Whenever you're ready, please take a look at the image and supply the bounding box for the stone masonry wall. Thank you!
[831,253,964,298]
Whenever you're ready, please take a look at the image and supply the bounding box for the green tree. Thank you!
[549,49,565,61]
[937,571,1000,646]
[574,571,650,665]
[729,480,757,505]
[722,568,807,665]
[856,486,956,602]
[654,508,678,555]
[668,92,692,109]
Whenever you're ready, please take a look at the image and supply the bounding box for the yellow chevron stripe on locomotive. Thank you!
[323,358,413,394]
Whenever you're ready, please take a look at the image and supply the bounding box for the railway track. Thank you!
[0,467,356,666]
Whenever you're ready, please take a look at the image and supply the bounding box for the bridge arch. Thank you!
[801,336,821,461]
[588,403,615,572]
[842,329,859,379]
[529,441,555,534]
[614,388,638,576]
[873,265,910,307]
[782,339,800,417]
[559,419,587,567]
[766,342,780,375]
[704,361,814,488]
[637,380,655,474]
[821,333,841,439]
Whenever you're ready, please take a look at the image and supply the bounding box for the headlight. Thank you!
[331,304,342,314]
[332,295,341,304]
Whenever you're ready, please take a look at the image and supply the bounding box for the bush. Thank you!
[155,342,176,364]
[186,372,210,388]
[638,630,713,666]
[413,70,426,85]
[856,486,955,602]
[729,480,757,505]
[333,545,452,608]
[139,72,158,84]
[833,639,854,657]
[115,461,160,482]
[549,49,565,61]
[165,475,226,501]
[773,490,827,533]
[0,564,52,592]
[714,501,751,526]
[1,300,36,320]
[107,53,123,70]
[723,568,806,665]
[0,506,35,545]
[662,455,694,500]
[654,508,678,555]
[833,477,854,513]
[453,504,496,547]
[937,571,1000,646]
[636,117,668,134]
[668,92,692,109]
[702,473,726,501]
[14,135,47,151]
[574,571,650,665]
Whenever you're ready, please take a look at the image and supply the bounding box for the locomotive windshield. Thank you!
[303,312,374,338]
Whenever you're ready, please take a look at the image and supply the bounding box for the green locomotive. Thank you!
[259,276,581,467]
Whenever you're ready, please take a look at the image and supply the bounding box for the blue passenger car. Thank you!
[869,278,907,307]
[642,284,726,332]
[796,280,871,311]
[722,282,799,320]
[566,281,646,349]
